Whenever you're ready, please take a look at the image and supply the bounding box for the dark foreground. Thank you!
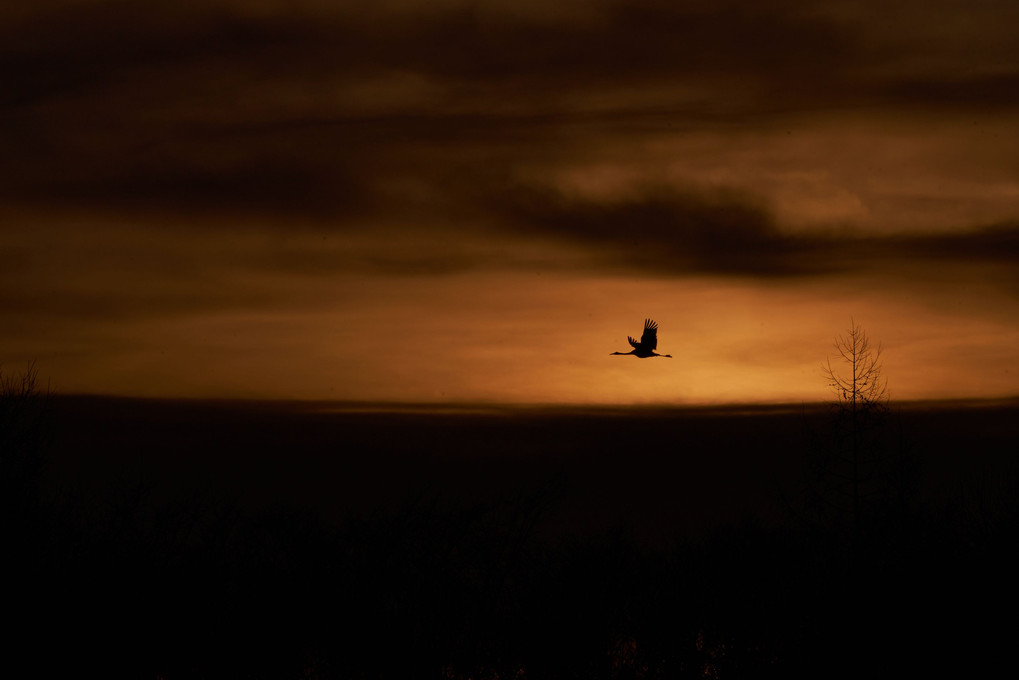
[4,395,1018,678]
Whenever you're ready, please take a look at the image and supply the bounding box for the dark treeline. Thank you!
[3,387,1018,678]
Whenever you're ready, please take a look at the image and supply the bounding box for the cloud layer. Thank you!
[3,0,1018,281]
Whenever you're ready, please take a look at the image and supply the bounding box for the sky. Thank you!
[2,0,1018,404]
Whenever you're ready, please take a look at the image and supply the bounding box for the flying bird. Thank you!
[611,318,672,358]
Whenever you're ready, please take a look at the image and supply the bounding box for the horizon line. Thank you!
[45,392,1019,415]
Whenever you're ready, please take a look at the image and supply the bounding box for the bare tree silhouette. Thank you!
[821,320,888,531]
[802,322,900,538]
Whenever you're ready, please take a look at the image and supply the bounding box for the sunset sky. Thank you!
[3,0,1018,404]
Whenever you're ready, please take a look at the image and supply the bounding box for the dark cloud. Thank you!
[14,148,371,221]
[895,221,1019,264]
[0,2,855,103]
[1,0,1018,260]
[488,185,813,277]
[371,2,860,87]
[892,74,1019,109]
[484,184,1019,279]
[5,1,1011,109]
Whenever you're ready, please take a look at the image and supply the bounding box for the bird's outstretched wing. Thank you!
[627,336,639,348]
[639,318,659,350]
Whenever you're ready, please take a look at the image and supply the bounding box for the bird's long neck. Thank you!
[610,350,636,355]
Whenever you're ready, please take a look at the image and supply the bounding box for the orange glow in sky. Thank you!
[2,1,1018,404]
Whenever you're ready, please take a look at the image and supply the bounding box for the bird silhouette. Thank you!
[611,318,672,358]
